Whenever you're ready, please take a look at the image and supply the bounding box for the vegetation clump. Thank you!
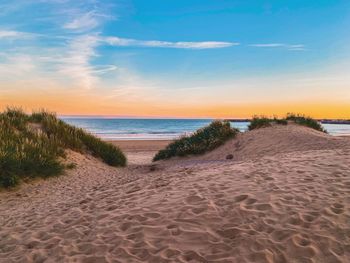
[248,116,287,130]
[248,113,326,133]
[0,108,126,188]
[285,113,327,133]
[153,120,239,161]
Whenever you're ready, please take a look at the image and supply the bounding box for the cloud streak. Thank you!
[0,30,33,39]
[249,43,305,51]
[104,37,238,49]
[64,11,99,31]
[57,34,101,90]
[63,11,111,32]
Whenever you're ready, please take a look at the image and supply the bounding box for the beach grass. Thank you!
[248,113,327,133]
[153,120,239,161]
[0,108,126,188]
[286,113,327,133]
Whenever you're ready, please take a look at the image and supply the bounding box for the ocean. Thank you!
[61,118,350,140]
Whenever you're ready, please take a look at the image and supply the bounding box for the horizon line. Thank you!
[58,115,350,121]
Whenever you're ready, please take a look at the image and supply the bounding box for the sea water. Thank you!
[61,117,350,140]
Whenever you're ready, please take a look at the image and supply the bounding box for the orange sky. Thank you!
[1,91,349,119]
[1,0,350,120]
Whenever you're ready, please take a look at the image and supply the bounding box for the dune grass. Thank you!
[248,115,288,130]
[248,113,327,133]
[248,116,288,130]
[0,108,126,188]
[153,120,239,161]
[285,113,327,133]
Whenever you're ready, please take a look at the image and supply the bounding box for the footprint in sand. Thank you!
[271,229,293,242]
[289,238,317,260]
[287,215,303,226]
[143,212,161,219]
[161,248,181,259]
[191,206,207,214]
[264,176,274,181]
[238,197,259,211]
[167,224,181,236]
[234,194,249,202]
[254,203,272,211]
[185,195,205,205]
[330,203,344,214]
[300,213,318,223]
[217,227,241,240]
[292,234,311,247]
[245,198,258,205]
[119,222,132,231]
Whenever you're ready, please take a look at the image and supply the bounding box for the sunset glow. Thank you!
[0,1,349,118]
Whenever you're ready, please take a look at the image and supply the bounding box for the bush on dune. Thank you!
[248,116,271,130]
[248,113,327,133]
[286,113,327,133]
[153,120,239,161]
[248,116,287,131]
[0,108,126,188]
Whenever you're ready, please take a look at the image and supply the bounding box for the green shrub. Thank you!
[0,108,126,188]
[248,116,273,130]
[153,120,238,161]
[66,163,77,169]
[248,113,327,133]
[286,113,327,133]
[274,118,288,125]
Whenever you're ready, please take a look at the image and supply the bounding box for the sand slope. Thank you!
[194,124,349,162]
[1,125,350,262]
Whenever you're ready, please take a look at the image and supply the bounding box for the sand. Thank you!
[1,125,350,262]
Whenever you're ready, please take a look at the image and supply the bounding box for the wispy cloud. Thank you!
[0,54,36,78]
[0,30,33,39]
[249,43,305,51]
[249,43,284,47]
[287,44,305,51]
[0,0,305,100]
[57,34,102,89]
[104,37,238,49]
[38,34,235,91]
[63,11,102,32]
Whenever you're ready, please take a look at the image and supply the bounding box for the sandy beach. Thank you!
[1,125,350,262]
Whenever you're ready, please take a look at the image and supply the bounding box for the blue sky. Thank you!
[0,0,349,117]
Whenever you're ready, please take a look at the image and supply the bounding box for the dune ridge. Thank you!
[184,124,348,163]
[1,125,350,262]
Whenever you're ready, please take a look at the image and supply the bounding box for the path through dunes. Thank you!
[1,126,350,262]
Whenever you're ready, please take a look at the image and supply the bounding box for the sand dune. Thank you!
[188,124,350,162]
[1,125,350,262]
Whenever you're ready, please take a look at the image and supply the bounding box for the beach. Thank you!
[1,125,350,262]
[2,0,350,261]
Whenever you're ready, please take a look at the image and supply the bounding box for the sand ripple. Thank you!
[1,126,350,262]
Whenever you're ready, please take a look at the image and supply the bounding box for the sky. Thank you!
[0,0,349,118]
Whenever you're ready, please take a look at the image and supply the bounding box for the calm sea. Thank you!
[61,118,350,140]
